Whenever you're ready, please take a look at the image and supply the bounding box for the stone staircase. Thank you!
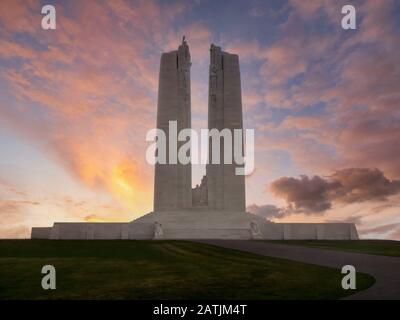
[162,227,252,239]
[130,208,266,240]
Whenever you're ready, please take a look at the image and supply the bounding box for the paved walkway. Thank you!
[195,240,400,300]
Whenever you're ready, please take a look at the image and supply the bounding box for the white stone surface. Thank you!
[32,222,154,240]
[31,227,51,239]
[207,44,245,212]
[31,210,358,240]
[154,38,192,211]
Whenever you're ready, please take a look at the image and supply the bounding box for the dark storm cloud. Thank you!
[270,175,340,213]
[270,168,400,213]
[330,168,400,203]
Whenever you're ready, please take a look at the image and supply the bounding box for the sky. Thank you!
[0,0,400,239]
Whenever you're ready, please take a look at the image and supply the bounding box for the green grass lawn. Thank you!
[0,240,374,300]
[266,240,400,257]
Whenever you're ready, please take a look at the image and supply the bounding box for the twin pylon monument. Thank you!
[31,39,358,240]
[154,37,245,213]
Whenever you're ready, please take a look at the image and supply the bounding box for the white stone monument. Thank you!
[31,39,359,240]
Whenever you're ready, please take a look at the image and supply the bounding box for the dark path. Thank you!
[195,240,400,300]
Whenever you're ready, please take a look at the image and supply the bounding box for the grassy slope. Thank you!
[265,240,400,257]
[0,240,374,300]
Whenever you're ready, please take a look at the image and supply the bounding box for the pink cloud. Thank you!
[0,0,200,231]
[235,0,400,179]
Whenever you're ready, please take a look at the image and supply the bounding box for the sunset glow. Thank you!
[1,0,399,239]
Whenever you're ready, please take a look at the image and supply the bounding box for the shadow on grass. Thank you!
[0,240,375,300]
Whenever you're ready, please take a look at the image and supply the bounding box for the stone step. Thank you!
[162,228,252,239]
[133,212,265,228]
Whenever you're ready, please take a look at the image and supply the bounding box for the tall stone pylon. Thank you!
[206,44,246,211]
[154,37,192,211]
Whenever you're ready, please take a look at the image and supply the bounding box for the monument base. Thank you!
[132,208,266,239]
[31,208,359,240]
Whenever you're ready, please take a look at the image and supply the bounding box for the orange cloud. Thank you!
[0,0,197,225]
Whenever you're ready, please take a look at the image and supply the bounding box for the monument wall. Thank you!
[207,44,246,211]
[31,227,51,239]
[31,222,155,240]
[31,220,358,240]
[259,223,359,240]
[154,39,192,211]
